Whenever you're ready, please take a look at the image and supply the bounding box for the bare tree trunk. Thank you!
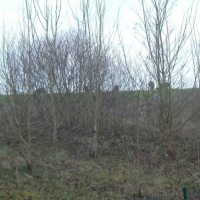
[93,124,98,158]
[31,0,62,147]
[75,0,108,158]
[135,0,196,156]
[166,134,173,156]
[136,91,140,165]
[50,86,58,146]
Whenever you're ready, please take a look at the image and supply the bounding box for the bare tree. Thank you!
[138,0,198,156]
[0,3,35,171]
[31,0,63,147]
[70,0,116,158]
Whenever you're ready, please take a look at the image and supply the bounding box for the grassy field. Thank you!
[0,129,200,200]
[0,88,199,199]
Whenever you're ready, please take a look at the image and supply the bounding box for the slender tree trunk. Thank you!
[164,123,173,156]
[51,94,58,146]
[136,93,140,165]
[92,94,100,158]
[166,134,173,156]
[93,125,98,158]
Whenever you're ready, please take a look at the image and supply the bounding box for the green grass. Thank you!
[0,87,199,199]
[0,131,200,200]
[0,87,197,104]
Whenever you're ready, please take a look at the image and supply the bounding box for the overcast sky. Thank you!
[0,0,199,60]
[0,1,198,55]
[0,0,197,36]
[0,0,198,88]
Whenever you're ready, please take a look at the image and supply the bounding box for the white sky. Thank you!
[0,0,197,38]
[0,0,199,89]
[0,0,199,85]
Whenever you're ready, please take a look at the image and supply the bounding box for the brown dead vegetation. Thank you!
[1,90,200,199]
